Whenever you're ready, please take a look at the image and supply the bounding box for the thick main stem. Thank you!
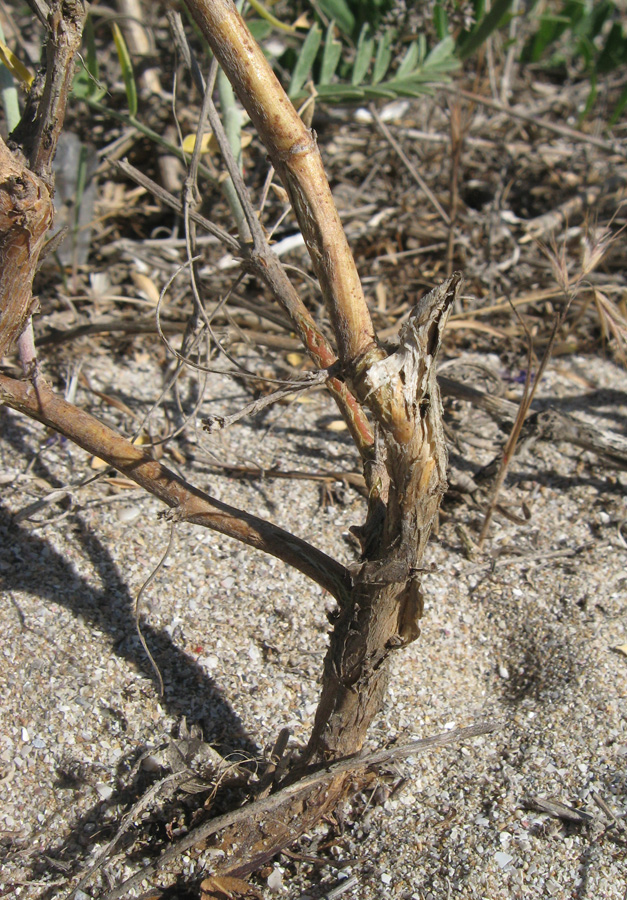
[0,141,52,359]
[183,0,461,764]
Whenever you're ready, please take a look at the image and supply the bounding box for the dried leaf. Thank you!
[131,271,161,306]
[0,38,34,86]
[182,131,252,155]
[269,183,289,203]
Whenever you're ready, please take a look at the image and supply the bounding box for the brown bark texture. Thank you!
[0,141,52,360]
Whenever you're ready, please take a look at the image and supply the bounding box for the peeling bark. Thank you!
[305,276,463,761]
[0,140,52,360]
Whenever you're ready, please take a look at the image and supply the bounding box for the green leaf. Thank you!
[584,0,612,40]
[317,0,355,36]
[597,21,627,74]
[352,25,374,86]
[316,83,366,101]
[83,14,99,86]
[384,78,436,98]
[364,84,400,99]
[289,23,322,98]
[111,22,137,117]
[320,22,342,85]
[458,0,515,60]
[396,41,420,78]
[474,0,487,21]
[424,35,457,69]
[578,71,597,123]
[73,14,106,102]
[433,2,449,41]
[608,81,627,126]
[372,29,394,83]
[248,19,273,41]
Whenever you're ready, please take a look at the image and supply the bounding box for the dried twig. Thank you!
[440,85,627,159]
[368,103,450,226]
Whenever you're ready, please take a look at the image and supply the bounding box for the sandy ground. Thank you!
[1,342,626,900]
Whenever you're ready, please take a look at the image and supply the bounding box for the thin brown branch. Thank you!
[12,0,87,183]
[0,373,352,603]
[115,159,241,251]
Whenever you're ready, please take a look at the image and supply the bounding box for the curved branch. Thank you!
[0,373,352,603]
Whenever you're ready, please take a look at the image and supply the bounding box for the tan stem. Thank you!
[183,0,383,371]
[116,159,375,461]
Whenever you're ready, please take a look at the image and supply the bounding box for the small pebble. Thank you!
[118,505,141,524]
[95,783,114,800]
[495,851,514,869]
[267,866,283,892]
[141,754,161,772]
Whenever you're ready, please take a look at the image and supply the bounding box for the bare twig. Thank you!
[115,158,240,250]
[439,85,627,159]
[478,301,537,546]
[202,370,327,431]
[115,163,377,461]
[12,0,87,182]
[134,521,178,695]
[184,0,383,375]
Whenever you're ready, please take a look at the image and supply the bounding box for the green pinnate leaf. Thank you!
[111,22,137,117]
[316,0,355,36]
[320,22,342,85]
[352,25,374,86]
[372,29,394,84]
[289,24,322,98]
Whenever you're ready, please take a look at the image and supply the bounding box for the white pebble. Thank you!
[95,783,114,800]
[495,851,514,868]
[118,505,141,524]
[267,866,283,892]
